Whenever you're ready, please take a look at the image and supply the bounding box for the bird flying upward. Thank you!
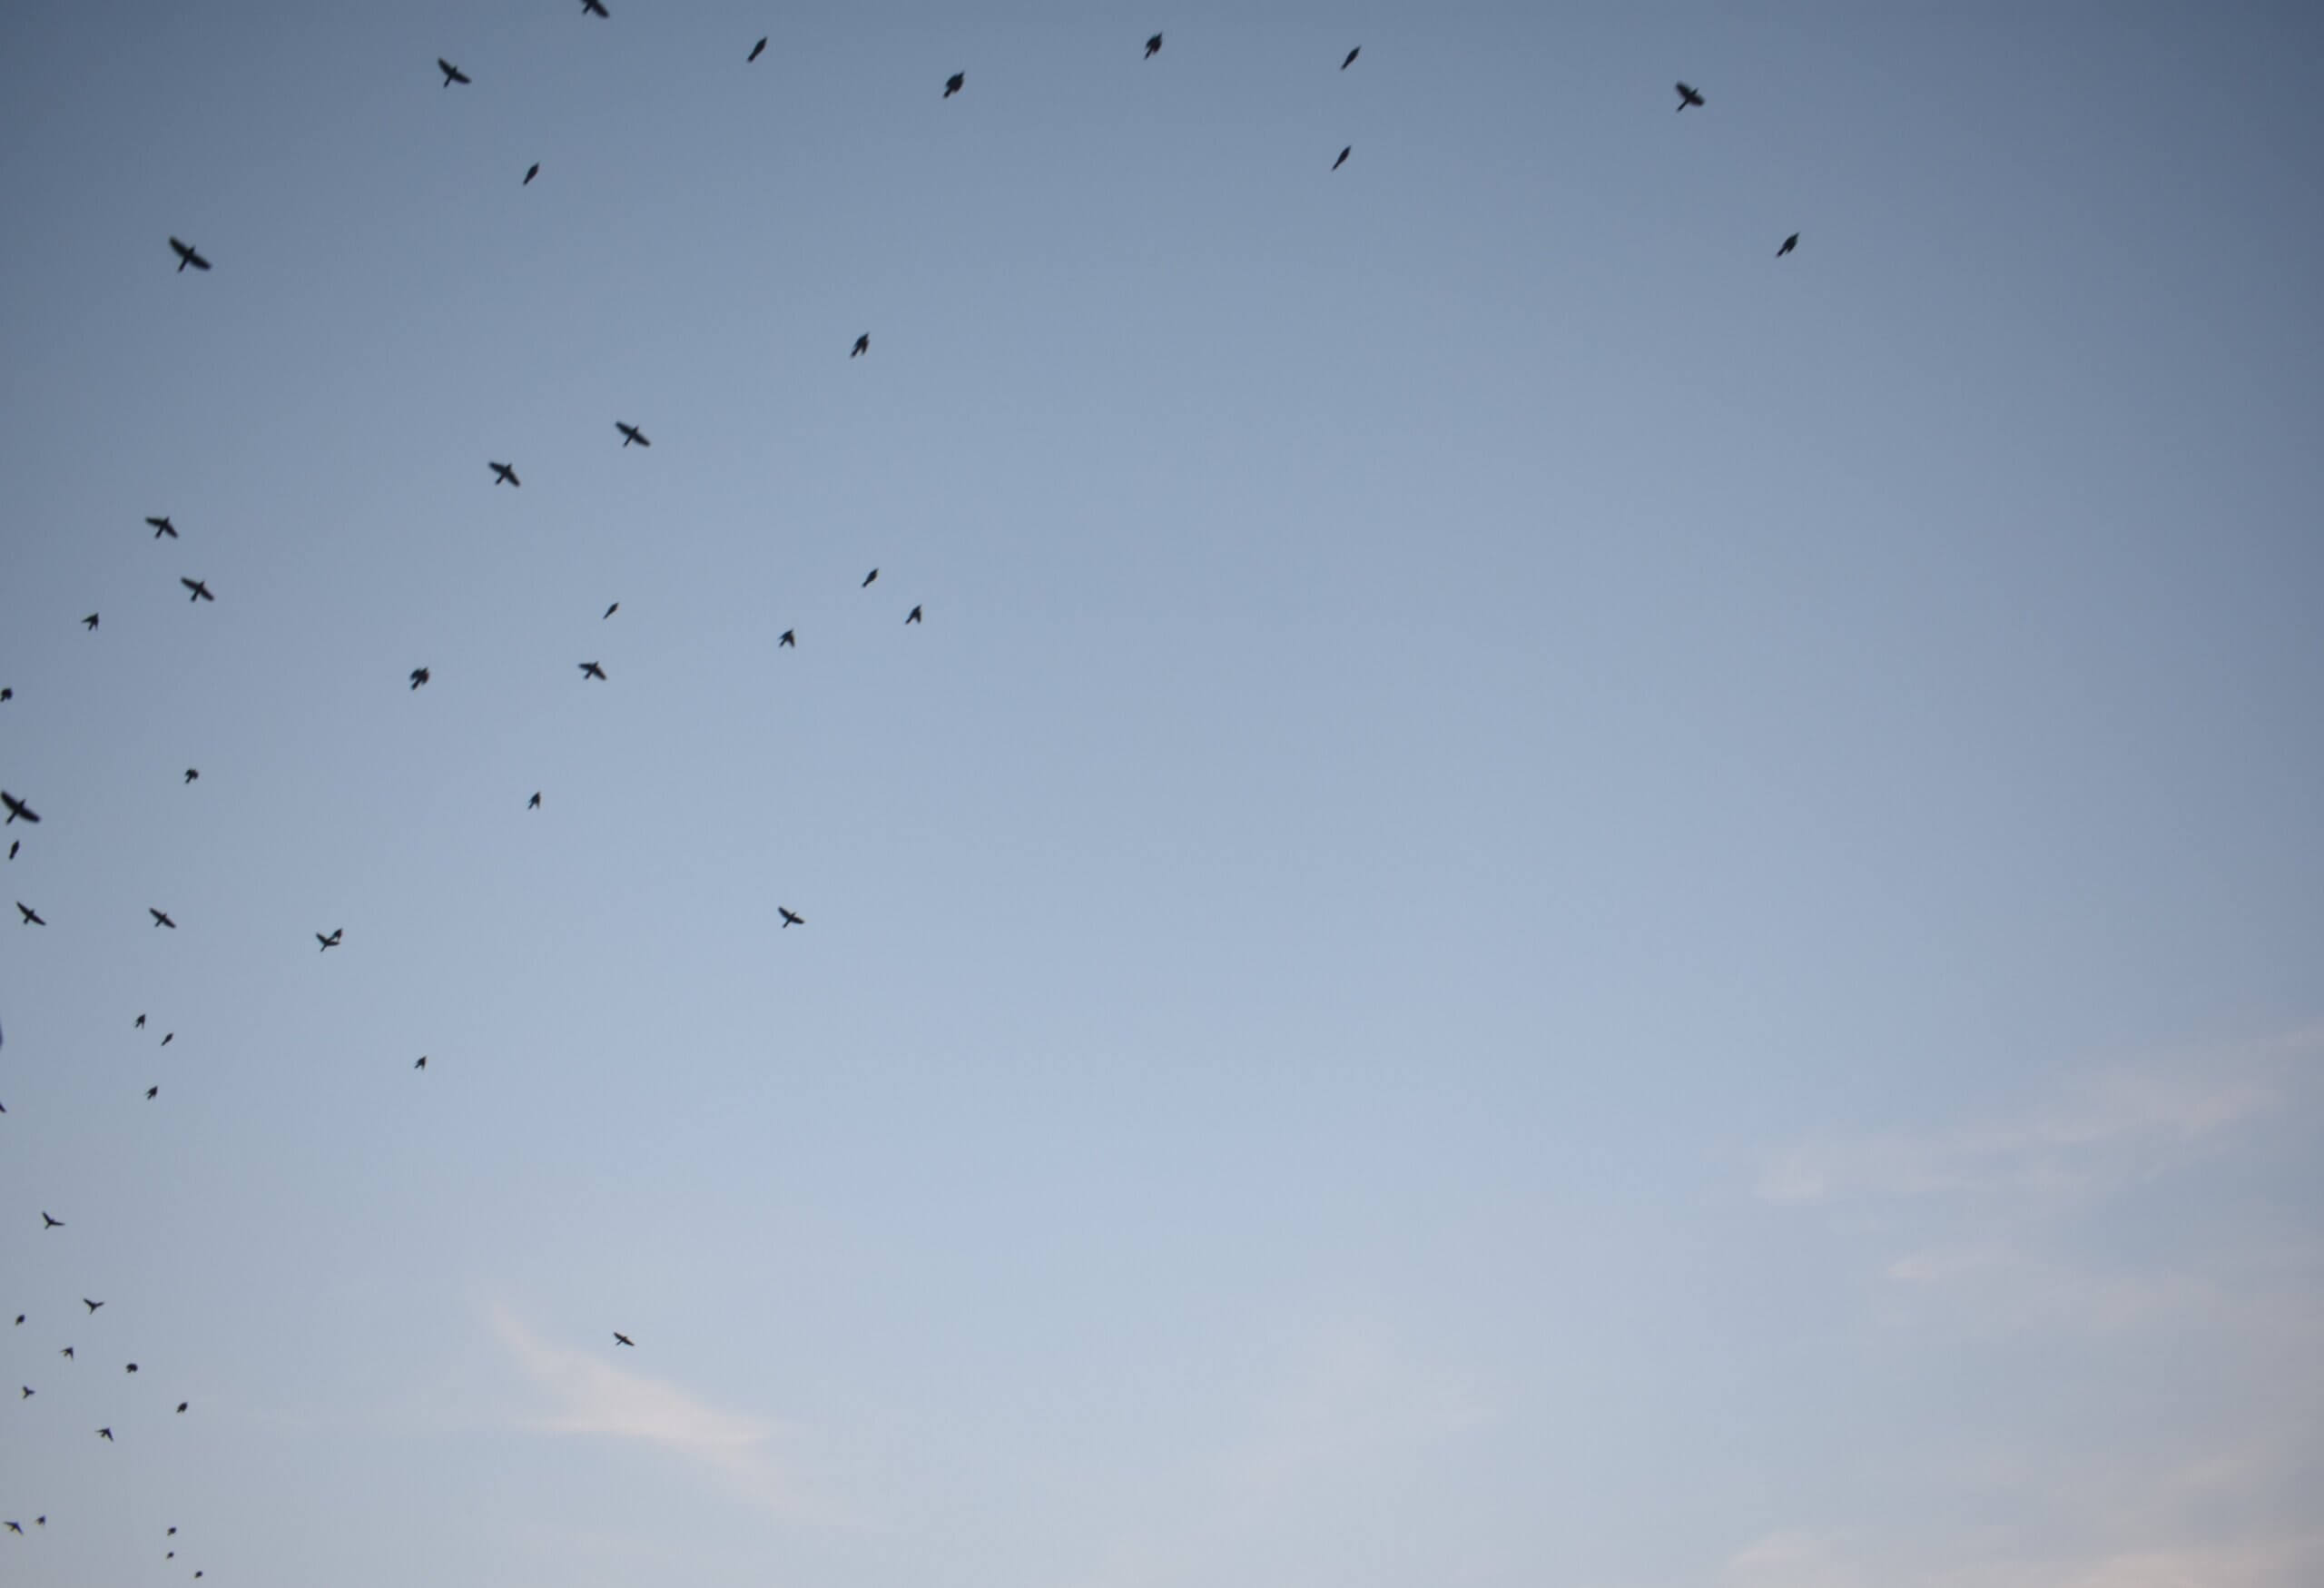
[1342,46,1360,69]
[1676,81,1705,111]
[748,36,767,62]
[862,567,878,587]
[524,163,539,185]
[1777,232,1799,256]
[906,605,922,624]
[146,1086,159,1100]
[410,667,430,689]
[1,792,38,824]
[490,461,520,487]
[527,793,541,809]
[1332,144,1351,170]
[147,515,178,538]
[603,602,619,619]
[779,628,796,647]
[168,238,211,271]
[96,1427,113,1441]
[579,661,607,681]
[181,577,215,602]
[439,58,470,86]
[415,1055,428,1070]
[943,72,964,97]
[615,421,650,448]
[1146,33,1164,57]
[83,613,99,630]
[852,333,870,357]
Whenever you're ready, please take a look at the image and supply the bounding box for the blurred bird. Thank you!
[410,666,430,689]
[943,72,964,97]
[146,1087,158,1100]
[59,1348,72,1359]
[615,421,651,448]
[779,629,796,647]
[604,602,619,618]
[579,661,607,681]
[181,578,214,603]
[527,793,540,809]
[524,163,539,185]
[150,908,176,929]
[83,614,99,630]
[1777,232,1798,256]
[1676,81,1705,111]
[582,0,609,15]
[862,567,878,587]
[169,238,211,271]
[137,1015,146,1027]
[125,1363,138,1373]
[1342,46,1360,69]
[96,1427,112,1441]
[16,903,44,926]
[317,928,343,951]
[2,792,37,824]
[614,1332,635,1346]
[184,769,199,784]
[176,1402,188,1413]
[415,1056,428,1070]
[4,1522,18,1534]
[148,515,179,538]
[748,36,767,62]
[1332,144,1351,170]
[906,606,922,624]
[161,1033,172,1046]
[1146,33,1163,57]
[42,1212,63,1228]
[779,907,803,928]
[83,1299,103,1314]
[490,461,520,487]
[438,58,470,86]
[852,333,870,357]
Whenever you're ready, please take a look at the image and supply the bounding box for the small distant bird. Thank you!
[852,333,870,357]
[96,1427,113,1442]
[779,906,803,928]
[779,628,796,647]
[184,769,199,784]
[862,567,878,587]
[906,606,922,624]
[169,237,212,272]
[410,666,430,690]
[161,1033,173,1047]
[181,577,215,603]
[146,1087,158,1100]
[84,1299,103,1314]
[581,0,609,15]
[943,72,964,97]
[59,1347,72,1359]
[1146,33,1164,58]
[1332,144,1351,170]
[439,58,470,86]
[0,689,9,701]
[414,1055,428,1070]
[16,903,44,926]
[8,842,15,859]
[317,928,343,951]
[1675,81,1705,111]
[579,661,607,681]
[1777,232,1798,257]
[527,793,540,810]
[4,1522,18,1534]
[490,461,520,487]
[84,613,99,630]
[748,36,767,62]
[603,602,619,619]
[2,792,37,824]
[12,1315,20,1325]
[615,421,651,448]
[147,515,179,539]
[524,163,539,185]
[137,1014,146,1027]
[176,1402,187,1413]
[169,1529,176,1537]
[1342,46,1360,69]
[613,1332,635,1346]
[42,1212,63,1228]
[150,908,177,929]
[125,1363,138,1373]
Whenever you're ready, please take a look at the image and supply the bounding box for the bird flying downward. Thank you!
[527,793,541,810]
[16,903,44,926]
[147,515,178,539]
[778,906,803,928]
[410,666,430,690]
[83,613,99,630]
[862,567,878,587]
[1777,232,1799,257]
[603,602,619,619]
[748,36,767,62]
[184,769,199,784]
[150,908,177,929]
[579,661,607,681]
[317,928,343,951]
[906,605,922,624]
[2,792,38,824]
[181,577,215,603]
[1675,81,1705,111]
[852,333,870,357]
[615,421,650,448]
[42,1212,63,1228]
[613,1332,635,1346]
[490,461,520,487]
[524,163,539,185]
[169,238,212,272]
[1342,45,1360,69]
[1146,33,1163,58]
[84,1299,103,1314]
[943,72,964,97]
[1332,144,1351,170]
[779,628,796,647]
[439,58,470,86]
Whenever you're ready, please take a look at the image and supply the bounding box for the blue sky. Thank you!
[3,1,2320,1584]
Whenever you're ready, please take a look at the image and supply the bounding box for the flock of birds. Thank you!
[1,13,1808,1575]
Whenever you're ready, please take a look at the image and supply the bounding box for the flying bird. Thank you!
[579,661,607,681]
[42,1212,63,1228]
[176,1402,188,1413]
[7,842,17,859]
[906,606,922,624]
[12,1315,21,1324]
[168,237,212,272]
[2,792,38,824]
[615,421,651,448]
[317,928,343,951]
[4,1522,18,1534]
[414,1055,428,1070]
[581,0,609,15]
[527,793,540,810]
[59,1347,72,1359]
[137,1014,146,1027]
[490,461,520,487]
[181,577,215,603]
[852,333,870,357]
[778,906,803,928]
[524,163,539,185]
[748,36,767,62]
[161,1033,173,1046]
[779,628,796,647]
[150,908,177,929]
[410,666,430,690]
[146,1087,159,1100]
[1675,81,1705,111]
[943,72,964,97]
[147,515,178,539]
[0,688,9,701]
[603,602,619,618]
[125,1363,138,1373]
[1777,232,1799,256]
[862,567,878,587]
[84,1299,103,1314]
[1146,33,1163,57]
[1342,46,1360,69]
[84,613,99,630]
[613,1332,635,1346]
[96,1427,113,1441]
[1332,144,1351,170]
[184,769,199,784]
[438,58,470,86]
[16,903,44,926]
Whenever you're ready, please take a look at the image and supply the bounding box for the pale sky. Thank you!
[3,2,2320,1585]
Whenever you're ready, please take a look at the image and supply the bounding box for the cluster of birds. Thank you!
[2,14,1809,1575]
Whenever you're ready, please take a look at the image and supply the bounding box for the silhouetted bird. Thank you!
[779,906,803,928]
[579,661,607,681]
[615,421,651,448]
[181,578,214,603]
[150,908,177,930]
[176,1402,188,1413]
[862,567,878,587]
[317,928,343,951]
[490,461,520,487]
[852,333,870,357]
[2,792,36,824]
[1675,81,1705,111]
[1777,232,1798,257]
[524,163,539,185]
[13,1315,21,1324]
[83,614,99,630]
[169,238,211,272]
[779,629,796,647]
[59,1347,72,1359]
[438,58,470,86]
[604,602,619,618]
[4,1522,18,1534]
[1146,33,1164,57]
[84,1299,103,1314]
[1342,46,1360,69]
[161,1033,173,1047]
[906,606,922,624]
[410,667,430,690]
[146,1087,158,1100]
[943,72,964,97]
[184,769,199,784]
[7,842,16,858]
[748,36,767,62]
[614,1332,635,1346]
[125,1363,138,1373]
[527,793,541,810]
[1332,144,1351,170]
[414,1055,428,1070]
[42,1212,63,1228]
[582,0,609,15]
[148,515,179,539]
[96,1427,113,1441]
[16,903,44,926]
[0,689,9,702]
[137,1014,146,1027]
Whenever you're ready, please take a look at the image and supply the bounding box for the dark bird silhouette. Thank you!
[42,1212,63,1228]
[177,1402,188,1413]
[16,903,44,926]
[779,628,796,647]
[527,793,541,810]
[125,1363,138,1373]
[581,0,609,15]
[181,578,214,603]
[414,1055,428,1070]
[1146,33,1163,57]
[852,333,870,357]
[0,688,9,701]
[169,1529,176,1537]
[1332,144,1351,170]
[579,661,607,681]
[2,792,38,824]
[943,72,964,97]
[5,1522,19,1534]
[148,515,179,539]
[84,1299,103,1315]
[1675,81,1705,111]
[10,841,17,860]
[317,928,343,951]
[150,908,177,930]
[438,58,470,86]
[778,906,803,928]
[906,606,922,624]
[613,1332,635,1346]
[862,567,878,587]
[96,1427,113,1441]
[748,36,767,62]
[524,163,539,185]
[146,1087,159,1100]
[83,613,99,630]
[161,1033,173,1047]
[59,1347,72,1359]
[137,1014,146,1027]
[1342,46,1360,69]
[490,461,520,487]
[1777,232,1799,257]
[410,666,430,690]
[603,602,619,619]
[615,421,651,448]
[169,238,212,272]
[184,769,199,784]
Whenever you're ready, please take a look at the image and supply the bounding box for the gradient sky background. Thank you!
[4,1,2321,1584]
